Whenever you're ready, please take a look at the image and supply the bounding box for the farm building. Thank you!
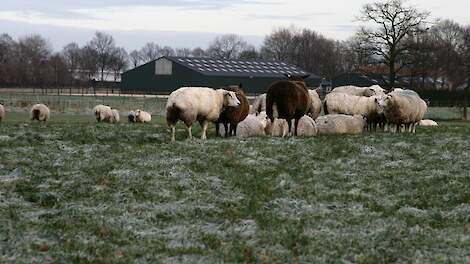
[121,56,322,94]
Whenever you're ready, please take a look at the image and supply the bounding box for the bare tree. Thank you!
[0,34,16,84]
[191,47,207,58]
[261,27,296,62]
[17,35,52,87]
[239,45,261,60]
[89,32,116,81]
[357,0,430,88]
[140,42,161,63]
[78,45,99,81]
[62,42,80,89]
[207,34,249,59]
[109,47,129,81]
[176,48,192,57]
[458,26,470,119]
[160,46,176,57]
[129,50,142,68]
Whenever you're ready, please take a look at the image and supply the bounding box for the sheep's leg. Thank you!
[201,120,209,140]
[294,118,300,136]
[170,125,176,142]
[215,122,221,137]
[224,123,229,138]
[187,126,193,140]
[232,124,237,137]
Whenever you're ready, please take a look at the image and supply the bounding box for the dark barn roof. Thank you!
[165,57,317,78]
[121,56,322,94]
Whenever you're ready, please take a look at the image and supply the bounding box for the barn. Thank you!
[121,56,321,94]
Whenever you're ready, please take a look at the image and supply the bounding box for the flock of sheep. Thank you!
[164,75,438,142]
[0,76,438,142]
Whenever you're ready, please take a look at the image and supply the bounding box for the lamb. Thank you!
[331,85,386,97]
[296,115,317,137]
[30,104,50,122]
[93,104,113,122]
[316,114,366,135]
[0,104,5,122]
[266,74,312,135]
[375,90,427,133]
[135,109,152,123]
[215,85,250,137]
[166,87,240,142]
[307,89,322,120]
[267,118,289,138]
[236,112,269,138]
[324,92,385,130]
[419,119,438,126]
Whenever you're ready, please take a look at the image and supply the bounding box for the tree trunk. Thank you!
[389,54,396,89]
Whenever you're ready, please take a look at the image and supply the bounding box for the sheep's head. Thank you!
[374,95,389,112]
[223,90,241,107]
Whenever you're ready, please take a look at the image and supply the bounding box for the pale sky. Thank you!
[1,0,469,50]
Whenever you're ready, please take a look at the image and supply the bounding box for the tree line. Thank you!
[0,0,469,92]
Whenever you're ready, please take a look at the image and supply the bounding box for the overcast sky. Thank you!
[1,0,469,51]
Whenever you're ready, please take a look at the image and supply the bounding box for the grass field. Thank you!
[1,109,470,263]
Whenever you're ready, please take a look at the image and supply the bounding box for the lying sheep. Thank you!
[331,85,386,97]
[324,92,385,130]
[236,112,269,138]
[135,109,152,123]
[419,119,438,126]
[166,87,240,142]
[307,89,322,120]
[252,93,266,114]
[316,114,366,135]
[296,115,317,136]
[0,104,4,122]
[267,118,289,138]
[30,104,50,122]
[376,90,427,133]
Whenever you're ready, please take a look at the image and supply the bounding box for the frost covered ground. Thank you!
[1,112,470,263]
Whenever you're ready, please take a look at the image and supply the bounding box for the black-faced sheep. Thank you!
[215,85,250,137]
[316,114,366,135]
[128,111,136,123]
[266,75,312,135]
[30,104,50,122]
[166,87,240,142]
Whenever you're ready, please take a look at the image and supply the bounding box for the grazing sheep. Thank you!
[216,84,250,137]
[30,104,50,122]
[307,89,322,120]
[236,112,269,138]
[0,104,5,122]
[128,111,136,123]
[266,74,311,135]
[267,118,289,138]
[252,93,266,114]
[93,104,113,122]
[375,90,427,133]
[296,115,317,137]
[419,119,438,127]
[135,109,152,123]
[166,87,241,142]
[316,114,366,135]
[324,92,385,130]
[110,109,120,123]
[331,85,386,97]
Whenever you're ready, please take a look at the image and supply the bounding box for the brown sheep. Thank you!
[215,84,250,137]
[266,74,311,135]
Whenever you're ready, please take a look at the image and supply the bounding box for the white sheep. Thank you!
[267,118,289,137]
[111,109,120,123]
[135,109,152,123]
[30,104,50,122]
[324,92,385,130]
[331,85,386,97]
[316,114,366,135]
[166,87,240,142]
[93,104,113,122]
[252,93,266,114]
[296,115,317,136]
[0,104,5,122]
[236,112,269,137]
[307,89,322,120]
[419,119,438,127]
[375,90,427,133]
